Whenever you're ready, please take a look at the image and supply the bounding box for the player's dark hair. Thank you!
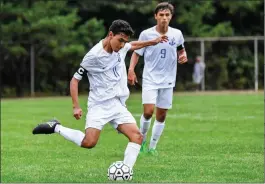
[109,19,134,37]
[154,2,174,15]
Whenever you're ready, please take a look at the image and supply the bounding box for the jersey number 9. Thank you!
[160,49,166,58]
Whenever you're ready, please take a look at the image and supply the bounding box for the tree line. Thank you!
[1,0,264,97]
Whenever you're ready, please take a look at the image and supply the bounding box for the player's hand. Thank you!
[178,50,188,64]
[155,35,168,44]
[73,107,82,120]
[128,69,138,85]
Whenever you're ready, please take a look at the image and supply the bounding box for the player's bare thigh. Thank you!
[117,123,143,145]
[81,128,101,149]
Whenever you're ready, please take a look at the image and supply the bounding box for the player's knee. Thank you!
[157,111,167,122]
[81,140,97,149]
[144,105,155,119]
[157,115,166,122]
[144,111,153,119]
[156,110,167,122]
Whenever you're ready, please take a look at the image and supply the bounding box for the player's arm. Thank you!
[128,35,167,85]
[70,77,80,109]
[128,52,140,85]
[70,66,88,120]
[177,45,188,64]
[177,31,188,64]
[128,31,164,85]
[129,35,168,51]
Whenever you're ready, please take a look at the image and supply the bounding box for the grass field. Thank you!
[1,92,264,183]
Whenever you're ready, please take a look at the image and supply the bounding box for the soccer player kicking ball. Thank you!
[32,19,167,170]
[128,2,188,156]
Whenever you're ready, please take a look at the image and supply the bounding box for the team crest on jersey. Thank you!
[117,53,121,62]
[169,38,176,46]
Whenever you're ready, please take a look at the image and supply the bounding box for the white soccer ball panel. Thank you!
[108,174,115,180]
[121,165,130,173]
[116,176,124,181]
[108,166,116,174]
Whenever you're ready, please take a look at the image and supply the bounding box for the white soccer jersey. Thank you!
[74,41,131,106]
[135,26,184,89]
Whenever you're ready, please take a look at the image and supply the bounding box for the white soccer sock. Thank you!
[140,114,151,142]
[55,125,85,146]
[149,120,165,150]
[123,142,141,169]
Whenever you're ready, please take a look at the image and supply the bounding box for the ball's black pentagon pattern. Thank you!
[107,161,133,181]
[123,173,131,180]
[115,168,123,177]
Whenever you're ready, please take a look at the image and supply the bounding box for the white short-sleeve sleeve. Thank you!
[134,31,146,56]
[124,43,132,53]
[80,53,98,71]
[73,53,97,80]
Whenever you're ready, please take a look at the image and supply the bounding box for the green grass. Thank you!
[1,93,264,182]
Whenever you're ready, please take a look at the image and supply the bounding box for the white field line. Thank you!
[132,113,257,121]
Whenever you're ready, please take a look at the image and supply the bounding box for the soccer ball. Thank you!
[107,161,133,181]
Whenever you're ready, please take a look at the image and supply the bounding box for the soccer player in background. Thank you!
[128,2,188,155]
[32,19,168,169]
[193,56,206,91]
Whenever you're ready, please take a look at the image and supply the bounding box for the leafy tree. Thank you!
[1,0,263,96]
[1,1,105,96]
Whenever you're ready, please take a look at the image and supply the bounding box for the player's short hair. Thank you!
[154,2,174,15]
[109,19,134,37]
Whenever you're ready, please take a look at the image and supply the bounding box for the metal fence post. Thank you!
[30,44,35,96]
[254,38,258,92]
[200,40,205,91]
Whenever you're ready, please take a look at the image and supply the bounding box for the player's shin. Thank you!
[140,114,151,142]
[149,120,165,149]
[123,142,141,168]
[55,125,85,146]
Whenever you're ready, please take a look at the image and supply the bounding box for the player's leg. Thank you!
[32,119,85,146]
[149,87,173,154]
[110,100,143,169]
[148,107,167,155]
[32,120,100,149]
[117,123,143,169]
[140,88,157,151]
[142,104,155,139]
[81,128,101,148]
[81,102,112,148]
[54,124,101,149]
[32,101,109,149]
[32,119,101,148]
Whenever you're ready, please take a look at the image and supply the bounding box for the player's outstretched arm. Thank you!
[129,35,168,51]
[128,52,140,85]
[177,48,188,64]
[70,77,82,120]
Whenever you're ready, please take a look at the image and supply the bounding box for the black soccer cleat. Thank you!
[32,120,60,134]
